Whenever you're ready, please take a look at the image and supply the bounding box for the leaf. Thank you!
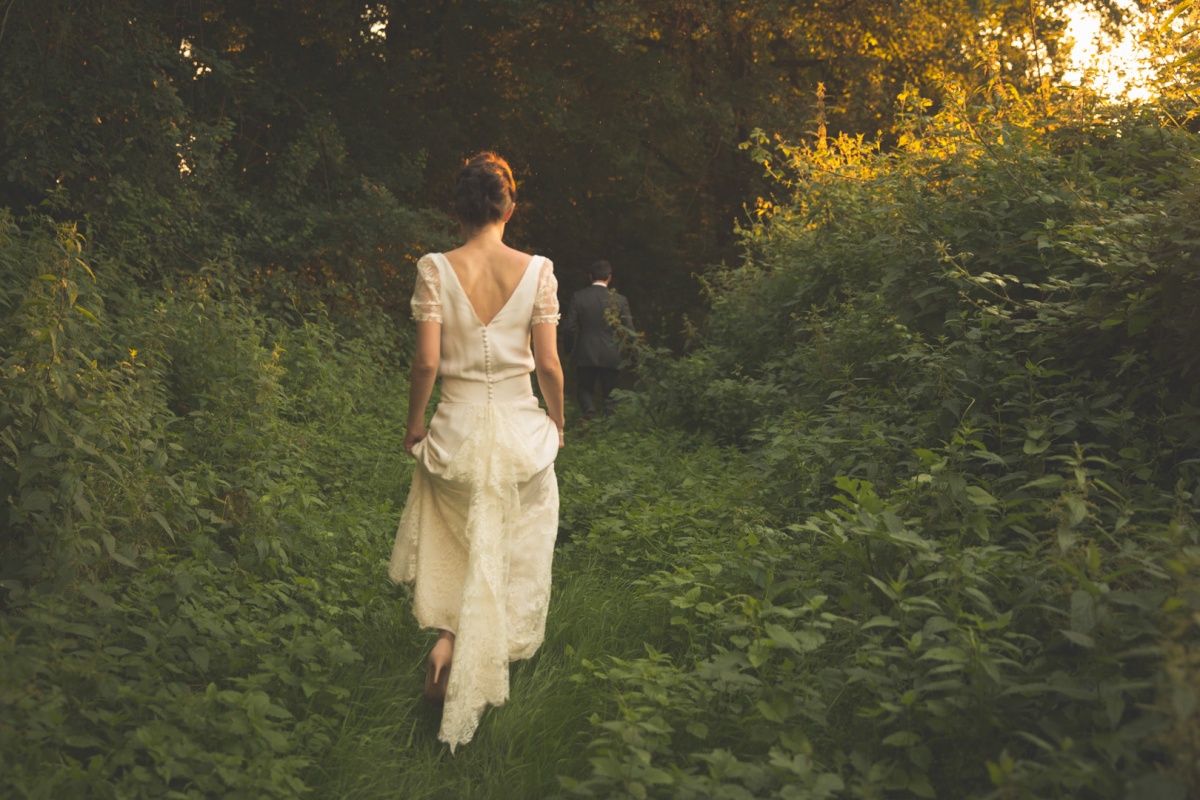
[1172,49,1200,68]
[920,646,968,663]
[21,490,54,512]
[1061,630,1095,649]
[756,696,789,723]
[1159,0,1193,33]
[79,584,115,610]
[261,729,292,752]
[813,774,845,795]
[866,575,899,600]
[922,616,955,635]
[101,533,138,568]
[245,691,270,718]
[62,622,101,638]
[1023,439,1050,455]
[1021,475,1064,490]
[150,511,175,541]
[189,646,211,672]
[73,491,93,520]
[882,731,921,747]
[1065,495,1089,526]
[965,485,998,506]
[1070,590,1098,635]
[764,622,825,654]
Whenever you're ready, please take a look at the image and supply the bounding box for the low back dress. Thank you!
[388,252,561,752]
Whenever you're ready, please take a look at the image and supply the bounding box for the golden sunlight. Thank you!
[1061,1,1156,100]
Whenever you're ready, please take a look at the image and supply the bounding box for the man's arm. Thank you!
[618,295,634,333]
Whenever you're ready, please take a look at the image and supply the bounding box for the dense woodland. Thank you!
[1,1,1198,798]
[0,0,1134,333]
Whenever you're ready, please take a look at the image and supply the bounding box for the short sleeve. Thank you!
[410,255,442,323]
[531,258,560,325]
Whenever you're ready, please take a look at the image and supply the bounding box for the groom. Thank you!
[561,260,635,419]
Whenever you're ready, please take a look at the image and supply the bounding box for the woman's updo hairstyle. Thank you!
[452,152,517,229]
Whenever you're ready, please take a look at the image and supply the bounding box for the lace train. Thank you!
[390,403,558,752]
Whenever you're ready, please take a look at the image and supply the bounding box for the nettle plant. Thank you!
[0,213,413,797]
[565,84,1199,799]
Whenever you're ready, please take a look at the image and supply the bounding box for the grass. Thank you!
[307,546,647,799]
[303,421,745,798]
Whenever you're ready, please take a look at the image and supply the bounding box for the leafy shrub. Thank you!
[563,84,1200,799]
[0,212,414,797]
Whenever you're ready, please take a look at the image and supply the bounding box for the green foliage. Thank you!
[562,84,1200,799]
[0,213,412,797]
[4,4,1199,796]
[0,0,451,309]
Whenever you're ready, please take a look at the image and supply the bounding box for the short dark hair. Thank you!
[587,260,612,281]
[452,152,516,228]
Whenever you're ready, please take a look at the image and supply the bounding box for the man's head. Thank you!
[587,260,613,283]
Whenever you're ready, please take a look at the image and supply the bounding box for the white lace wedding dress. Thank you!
[388,252,561,752]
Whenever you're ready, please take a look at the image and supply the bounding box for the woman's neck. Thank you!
[461,220,506,248]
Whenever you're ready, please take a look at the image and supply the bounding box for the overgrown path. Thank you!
[305,427,736,798]
[308,555,639,798]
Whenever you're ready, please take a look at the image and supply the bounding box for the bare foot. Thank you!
[424,630,455,703]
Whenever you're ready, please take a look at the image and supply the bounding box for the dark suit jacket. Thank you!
[562,283,634,369]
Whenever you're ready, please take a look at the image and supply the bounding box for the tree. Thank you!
[0,0,1128,329]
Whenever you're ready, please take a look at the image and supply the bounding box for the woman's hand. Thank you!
[551,414,565,451]
[404,425,428,457]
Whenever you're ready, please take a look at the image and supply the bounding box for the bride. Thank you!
[388,152,565,752]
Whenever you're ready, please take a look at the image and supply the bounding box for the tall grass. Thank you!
[309,549,647,798]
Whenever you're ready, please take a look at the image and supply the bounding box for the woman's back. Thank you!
[442,244,534,326]
[414,245,560,388]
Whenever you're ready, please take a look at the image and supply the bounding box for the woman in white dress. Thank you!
[388,152,565,752]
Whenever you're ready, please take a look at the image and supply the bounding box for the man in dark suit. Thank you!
[561,260,635,419]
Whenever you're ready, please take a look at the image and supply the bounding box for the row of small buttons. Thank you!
[481,329,494,401]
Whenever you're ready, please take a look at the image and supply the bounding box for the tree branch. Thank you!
[0,0,19,47]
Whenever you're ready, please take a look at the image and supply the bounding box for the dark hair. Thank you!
[452,152,516,228]
[587,260,612,281]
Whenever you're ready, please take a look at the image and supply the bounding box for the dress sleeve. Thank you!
[531,258,560,325]
[410,255,442,323]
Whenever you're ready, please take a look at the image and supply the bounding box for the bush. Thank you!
[0,212,413,797]
[563,84,1200,799]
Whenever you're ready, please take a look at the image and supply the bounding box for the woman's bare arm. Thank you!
[532,322,565,447]
[405,320,441,453]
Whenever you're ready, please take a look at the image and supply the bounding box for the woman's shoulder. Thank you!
[489,247,545,278]
[508,247,541,270]
[415,253,443,273]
